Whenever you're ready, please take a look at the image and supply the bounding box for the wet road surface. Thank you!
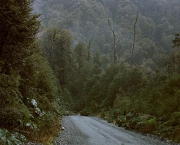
[54,116,179,145]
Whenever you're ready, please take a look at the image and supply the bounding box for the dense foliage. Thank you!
[34,0,180,68]
[0,0,178,144]
[32,0,180,143]
[0,0,63,144]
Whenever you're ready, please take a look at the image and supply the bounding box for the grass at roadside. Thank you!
[34,117,61,145]
[100,111,180,144]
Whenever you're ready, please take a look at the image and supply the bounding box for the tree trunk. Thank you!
[131,13,138,67]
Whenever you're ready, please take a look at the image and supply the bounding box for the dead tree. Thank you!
[108,17,117,63]
[131,12,138,67]
[87,37,93,62]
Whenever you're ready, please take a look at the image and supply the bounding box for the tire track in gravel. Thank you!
[54,116,180,145]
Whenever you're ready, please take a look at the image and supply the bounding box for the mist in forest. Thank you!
[0,0,177,144]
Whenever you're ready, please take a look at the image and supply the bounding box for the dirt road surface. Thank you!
[54,116,179,145]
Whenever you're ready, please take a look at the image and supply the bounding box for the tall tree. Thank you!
[41,28,73,88]
[0,0,39,73]
[74,42,88,73]
[0,1,62,143]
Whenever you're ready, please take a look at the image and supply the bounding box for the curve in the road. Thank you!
[55,116,179,145]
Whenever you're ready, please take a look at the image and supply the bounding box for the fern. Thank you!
[0,129,27,145]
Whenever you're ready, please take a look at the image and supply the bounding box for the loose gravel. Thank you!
[54,116,180,145]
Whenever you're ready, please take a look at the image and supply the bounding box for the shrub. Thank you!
[135,115,157,133]
[0,129,27,145]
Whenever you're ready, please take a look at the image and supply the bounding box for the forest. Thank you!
[0,0,180,144]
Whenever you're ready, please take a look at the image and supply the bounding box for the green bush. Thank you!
[135,115,157,133]
[0,129,27,145]
[116,115,127,127]
[158,112,180,142]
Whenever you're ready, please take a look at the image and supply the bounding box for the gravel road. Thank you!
[54,116,179,145]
